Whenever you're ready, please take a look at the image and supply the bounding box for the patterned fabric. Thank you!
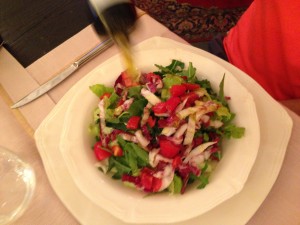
[133,0,249,43]
[176,0,253,9]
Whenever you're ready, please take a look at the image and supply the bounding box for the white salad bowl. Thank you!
[59,48,260,224]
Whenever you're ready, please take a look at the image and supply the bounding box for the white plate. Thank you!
[58,48,259,224]
[34,37,292,225]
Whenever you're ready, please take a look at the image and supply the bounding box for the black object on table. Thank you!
[0,0,94,67]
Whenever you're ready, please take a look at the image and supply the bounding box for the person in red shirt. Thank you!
[222,0,300,114]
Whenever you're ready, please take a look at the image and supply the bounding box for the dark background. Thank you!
[0,1,250,67]
[0,0,93,67]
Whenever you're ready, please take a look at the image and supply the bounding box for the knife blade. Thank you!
[11,37,114,109]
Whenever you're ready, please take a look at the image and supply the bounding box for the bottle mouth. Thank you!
[88,0,131,13]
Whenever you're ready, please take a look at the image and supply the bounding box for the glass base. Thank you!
[0,147,36,224]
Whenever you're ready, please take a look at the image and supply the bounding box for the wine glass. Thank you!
[0,146,36,224]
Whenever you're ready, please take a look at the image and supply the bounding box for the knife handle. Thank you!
[75,37,114,67]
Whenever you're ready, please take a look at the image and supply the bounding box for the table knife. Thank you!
[11,38,114,109]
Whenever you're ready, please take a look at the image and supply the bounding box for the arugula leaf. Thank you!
[106,121,127,131]
[127,99,148,116]
[107,92,120,109]
[113,137,139,176]
[196,79,217,98]
[117,136,149,169]
[179,62,197,82]
[197,175,209,189]
[128,86,143,99]
[118,112,131,123]
[130,143,149,165]
[201,161,209,173]
[111,171,123,179]
[109,157,131,179]
[218,74,228,107]
[125,149,139,175]
[116,135,127,148]
[89,84,114,97]
[155,59,185,75]
[196,79,212,90]
[167,60,185,73]
[106,98,147,125]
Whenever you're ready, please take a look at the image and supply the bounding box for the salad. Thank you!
[89,59,245,194]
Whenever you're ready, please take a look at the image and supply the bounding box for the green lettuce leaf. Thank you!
[162,74,184,89]
[223,124,245,139]
[117,136,149,168]
[168,174,183,194]
[89,84,114,97]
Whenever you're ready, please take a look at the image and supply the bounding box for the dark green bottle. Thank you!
[87,0,137,38]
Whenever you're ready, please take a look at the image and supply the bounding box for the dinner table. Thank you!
[0,8,300,225]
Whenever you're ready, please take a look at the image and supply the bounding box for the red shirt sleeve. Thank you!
[223,0,300,100]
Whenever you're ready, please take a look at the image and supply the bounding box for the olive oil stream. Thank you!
[113,32,139,81]
[90,0,138,81]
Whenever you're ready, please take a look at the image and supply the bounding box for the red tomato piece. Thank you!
[140,169,154,191]
[93,142,112,161]
[126,116,141,130]
[100,92,111,100]
[165,97,181,113]
[147,116,156,128]
[121,71,138,87]
[157,119,168,128]
[181,92,199,106]
[159,138,181,159]
[122,174,140,186]
[140,168,162,192]
[172,155,182,169]
[117,99,125,106]
[183,83,201,91]
[153,97,180,115]
[170,84,187,97]
[152,102,167,114]
[181,76,188,81]
[111,145,123,157]
[152,177,162,192]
